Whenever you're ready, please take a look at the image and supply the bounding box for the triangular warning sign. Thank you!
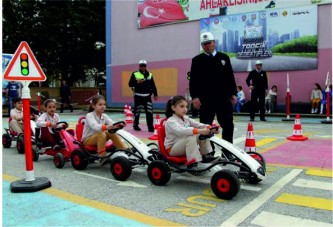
[3,41,46,81]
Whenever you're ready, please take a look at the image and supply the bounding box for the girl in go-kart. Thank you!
[81,95,128,166]
[36,99,66,151]
[164,96,219,167]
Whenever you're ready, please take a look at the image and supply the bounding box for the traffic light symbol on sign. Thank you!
[20,53,29,76]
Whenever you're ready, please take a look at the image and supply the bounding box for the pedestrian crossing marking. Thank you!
[293,179,333,191]
[256,138,277,147]
[251,211,333,227]
[306,169,333,178]
[275,193,333,211]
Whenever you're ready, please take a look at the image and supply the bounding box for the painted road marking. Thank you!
[251,211,333,227]
[220,169,303,227]
[176,176,262,192]
[256,138,277,147]
[293,179,333,191]
[3,174,184,227]
[306,169,333,178]
[73,171,147,188]
[275,193,333,211]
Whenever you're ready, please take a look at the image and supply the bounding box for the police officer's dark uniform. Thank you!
[190,32,237,146]
[129,60,158,132]
[246,60,268,121]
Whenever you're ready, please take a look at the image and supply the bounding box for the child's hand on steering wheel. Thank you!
[199,128,210,135]
[107,124,114,130]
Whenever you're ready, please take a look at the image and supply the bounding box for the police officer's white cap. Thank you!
[200,32,215,44]
[139,60,147,65]
[255,60,263,65]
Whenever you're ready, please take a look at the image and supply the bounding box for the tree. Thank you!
[2,0,106,86]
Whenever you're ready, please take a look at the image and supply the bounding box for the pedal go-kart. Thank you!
[2,107,39,154]
[72,117,159,181]
[146,118,266,200]
[33,121,81,169]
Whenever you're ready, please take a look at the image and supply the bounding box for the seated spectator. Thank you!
[311,83,323,114]
[265,85,278,113]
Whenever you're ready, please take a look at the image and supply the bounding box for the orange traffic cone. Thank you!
[244,122,256,152]
[287,114,308,141]
[123,104,128,115]
[149,114,161,140]
[125,110,133,124]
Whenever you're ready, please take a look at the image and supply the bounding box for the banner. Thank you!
[200,5,318,72]
[137,0,329,29]
[2,53,13,104]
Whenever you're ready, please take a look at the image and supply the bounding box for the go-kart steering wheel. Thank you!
[108,121,126,133]
[198,126,219,140]
[51,121,69,133]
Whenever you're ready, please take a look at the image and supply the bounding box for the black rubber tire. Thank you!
[211,170,240,200]
[70,149,89,170]
[16,135,25,154]
[110,156,132,181]
[32,148,39,161]
[147,161,171,186]
[54,153,65,169]
[2,134,12,148]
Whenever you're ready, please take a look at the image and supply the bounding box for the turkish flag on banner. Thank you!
[138,0,187,29]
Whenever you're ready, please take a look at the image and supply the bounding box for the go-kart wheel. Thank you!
[211,170,240,200]
[70,149,89,170]
[16,135,25,154]
[2,134,12,148]
[32,148,39,161]
[54,153,65,169]
[147,161,171,186]
[110,156,132,181]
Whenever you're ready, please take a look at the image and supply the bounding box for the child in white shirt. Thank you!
[164,96,219,167]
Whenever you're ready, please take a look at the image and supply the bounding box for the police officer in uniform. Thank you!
[246,60,268,121]
[129,60,158,132]
[190,32,237,159]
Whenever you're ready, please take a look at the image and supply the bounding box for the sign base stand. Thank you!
[10,177,51,193]
[321,119,332,124]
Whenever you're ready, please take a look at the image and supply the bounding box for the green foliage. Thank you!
[2,0,106,86]
[271,35,318,53]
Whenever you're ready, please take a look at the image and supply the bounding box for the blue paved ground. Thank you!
[3,181,148,227]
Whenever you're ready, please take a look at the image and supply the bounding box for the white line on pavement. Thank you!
[293,179,333,191]
[220,169,303,227]
[251,211,333,227]
[73,171,147,188]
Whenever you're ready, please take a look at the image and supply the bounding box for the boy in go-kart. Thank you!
[164,96,220,167]
[10,97,38,134]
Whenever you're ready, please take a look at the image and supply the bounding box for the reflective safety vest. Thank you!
[134,71,152,80]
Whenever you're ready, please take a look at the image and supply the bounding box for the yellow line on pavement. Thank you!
[275,193,333,211]
[256,138,277,147]
[267,163,332,172]
[3,174,185,227]
[306,169,333,178]
[258,139,288,154]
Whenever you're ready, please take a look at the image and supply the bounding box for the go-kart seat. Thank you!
[75,116,113,152]
[157,118,187,164]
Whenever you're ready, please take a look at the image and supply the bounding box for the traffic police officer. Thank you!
[129,60,158,132]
